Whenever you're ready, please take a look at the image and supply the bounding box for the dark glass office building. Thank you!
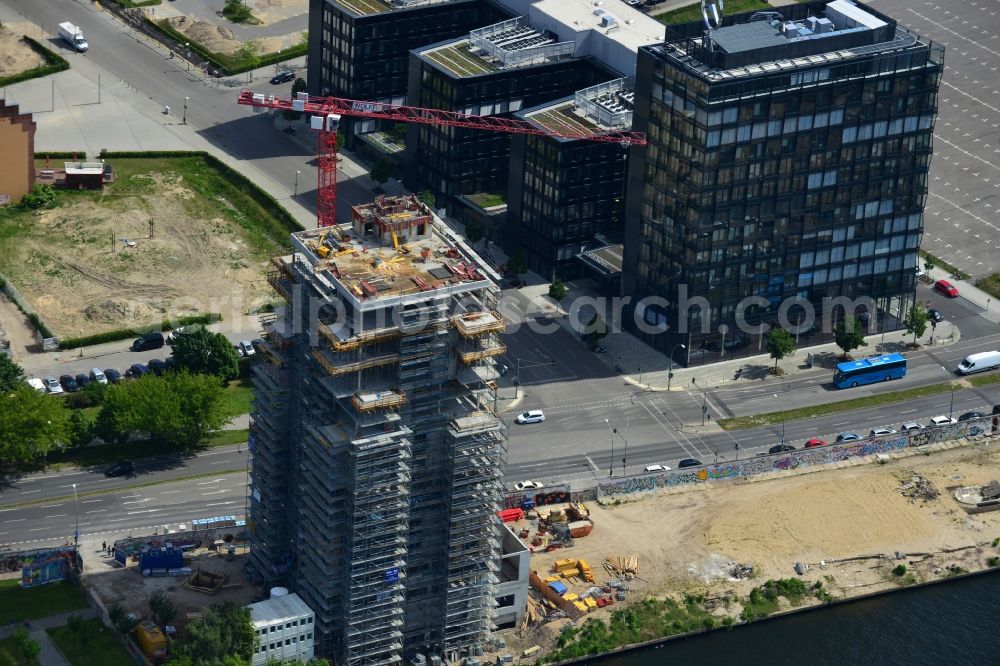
[308,0,509,145]
[508,79,634,280]
[404,17,617,213]
[622,0,943,365]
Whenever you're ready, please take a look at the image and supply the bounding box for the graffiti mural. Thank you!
[595,418,991,499]
[503,484,572,509]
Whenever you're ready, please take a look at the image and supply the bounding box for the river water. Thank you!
[586,570,1000,665]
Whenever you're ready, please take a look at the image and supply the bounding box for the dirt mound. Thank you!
[168,17,240,56]
[84,299,159,326]
[0,27,45,78]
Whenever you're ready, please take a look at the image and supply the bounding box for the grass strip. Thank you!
[718,382,962,430]
[47,427,249,469]
[919,249,971,281]
[968,372,1000,388]
[0,635,35,665]
[656,0,771,25]
[47,618,134,666]
[0,468,245,512]
[976,273,1000,300]
[0,580,88,625]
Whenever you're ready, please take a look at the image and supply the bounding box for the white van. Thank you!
[955,350,1000,375]
[26,378,46,393]
[58,22,88,52]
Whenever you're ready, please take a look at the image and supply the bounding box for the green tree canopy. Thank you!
[765,328,796,370]
[169,602,256,666]
[0,385,71,465]
[903,304,929,345]
[464,221,483,245]
[0,354,25,392]
[171,328,240,380]
[148,589,177,627]
[506,249,527,277]
[370,158,391,186]
[833,315,867,357]
[548,279,567,301]
[95,372,229,448]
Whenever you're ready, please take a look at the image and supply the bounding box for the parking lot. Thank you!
[876,0,1000,278]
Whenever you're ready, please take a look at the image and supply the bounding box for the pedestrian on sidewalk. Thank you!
[102,541,106,553]
[237,442,242,453]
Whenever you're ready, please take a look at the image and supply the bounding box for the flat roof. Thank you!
[249,592,313,625]
[331,0,452,18]
[523,78,633,138]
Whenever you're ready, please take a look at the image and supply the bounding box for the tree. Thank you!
[389,123,407,143]
[12,628,40,660]
[234,40,261,69]
[21,183,56,209]
[107,603,137,638]
[506,249,527,278]
[0,386,71,465]
[223,0,255,24]
[170,602,256,665]
[548,279,567,301]
[96,373,229,448]
[0,354,25,392]
[583,313,608,343]
[765,328,796,371]
[148,589,177,628]
[464,221,483,245]
[370,158,391,188]
[833,315,867,357]
[171,328,240,380]
[68,410,93,449]
[417,190,436,208]
[903,304,929,345]
[284,78,309,120]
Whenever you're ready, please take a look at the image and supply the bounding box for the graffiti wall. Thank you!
[502,484,572,509]
[0,546,79,588]
[597,417,995,499]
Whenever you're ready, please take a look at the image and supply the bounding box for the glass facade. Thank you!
[508,130,628,280]
[405,55,615,209]
[623,14,943,365]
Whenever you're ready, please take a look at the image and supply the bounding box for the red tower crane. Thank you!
[237,90,648,228]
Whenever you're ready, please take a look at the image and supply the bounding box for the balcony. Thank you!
[351,390,406,412]
[457,344,507,364]
[311,347,398,376]
[451,310,505,336]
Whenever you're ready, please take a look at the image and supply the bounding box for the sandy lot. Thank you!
[83,544,260,628]
[166,0,307,57]
[0,164,278,338]
[506,441,1000,658]
[0,25,46,78]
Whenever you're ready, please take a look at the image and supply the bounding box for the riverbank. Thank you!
[492,437,1000,663]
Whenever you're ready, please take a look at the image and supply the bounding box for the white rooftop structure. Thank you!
[491,0,666,76]
[249,590,316,666]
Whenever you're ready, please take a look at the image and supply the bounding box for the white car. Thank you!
[238,340,255,357]
[644,464,670,473]
[928,415,957,427]
[43,377,64,395]
[515,410,545,424]
[514,480,544,491]
[900,421,923,432]
[869,427,897,437]
[90,368,108,384]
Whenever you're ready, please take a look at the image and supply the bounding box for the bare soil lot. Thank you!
[0,24,45,79]
[0,157,288,338]
[505,441,1000,659]
[166,0,307,57]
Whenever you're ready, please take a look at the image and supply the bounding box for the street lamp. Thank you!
[183,96,189,124]
[295,170,300,197]
[604,418,615,478]
[184,43,190,71]
[666,343,686,391]
[72,483,80,547]
[943,366,955,420]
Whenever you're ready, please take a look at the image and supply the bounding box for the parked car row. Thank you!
[766,406,1000,453]
[34,360,179,395]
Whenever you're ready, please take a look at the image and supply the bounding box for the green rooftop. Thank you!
[527,104,600,136]
[334,0,394,17]
[424,41,497,77]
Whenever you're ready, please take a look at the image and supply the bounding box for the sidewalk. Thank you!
[924,265,999,323]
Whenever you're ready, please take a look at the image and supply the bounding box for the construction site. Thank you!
[247,194,509,665]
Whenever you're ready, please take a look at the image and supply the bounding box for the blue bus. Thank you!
[833,353,907,388]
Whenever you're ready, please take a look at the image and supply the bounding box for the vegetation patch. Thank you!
[543,597,715,662]
[740,578,807,621]
[968,372,1000,388]
[467,192,506,208]
[0,580,88,625]
[0,35,69,89]
[719,382,962,430]
[0,634,37,666]
[919,249,971,281]
[656,0,771,26]
[975,273,1000,300]
[47,617,133,666]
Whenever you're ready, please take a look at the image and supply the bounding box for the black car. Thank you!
[148,359,168,376]
[164,357,178,372]
[59,374,79,392]
[75,373,91,389]
[993,404,1000,415]
[126,363,149,378]
[678,458,703,468]
[104,461,134,477]
[928,308,945,324]
[270,71,295,84]
[958,411,986,421]
[104,368,122,384]
[769,444,796,454]
[589,344,608,353]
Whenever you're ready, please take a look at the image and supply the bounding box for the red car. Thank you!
[804,438,826,448]
[934,279,959,298]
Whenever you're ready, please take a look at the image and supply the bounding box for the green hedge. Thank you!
[0,36,70,88]
[98,151,302,234]
[59,313,221,350]
[35,151,86,160]
[109,0,161,7]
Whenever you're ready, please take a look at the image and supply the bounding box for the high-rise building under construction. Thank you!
[246,195,508,664]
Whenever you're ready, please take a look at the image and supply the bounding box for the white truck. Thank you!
[58,22,88,52]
